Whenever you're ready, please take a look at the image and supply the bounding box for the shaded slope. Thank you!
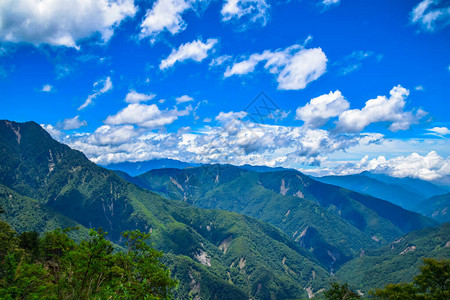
[415,193,450,223]
[0,183,89,239]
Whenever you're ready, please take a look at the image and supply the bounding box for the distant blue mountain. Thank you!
[314,172,449,211]
[238,164,294,173]
[101,158,198,176]
[360,171,449,199]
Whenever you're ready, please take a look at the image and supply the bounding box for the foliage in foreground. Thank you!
[323,258,449,299]
[0,213,177,299]
[323,282,360,299]
[370,258,449,299]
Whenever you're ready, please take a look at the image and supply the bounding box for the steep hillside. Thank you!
[135,165,437,269]
[336,223,450,293]
[0,183,90,239]
[415,193,450,223]
[0,120,330,299]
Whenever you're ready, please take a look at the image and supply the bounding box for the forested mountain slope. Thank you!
[0,120,331,299]
[336,222,450,293]
[132,165,437,269]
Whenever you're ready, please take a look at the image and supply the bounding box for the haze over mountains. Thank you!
[0,119,449,299]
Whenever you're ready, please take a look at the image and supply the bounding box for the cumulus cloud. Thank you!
[336,151,450,181]
[105,103,192,128]
[0,0,136,48]
[215,111,247,123]
[336,85,427,132]
[58,115,87,130]
[139,0,208,40]
[427,126,450,136]
[87,125,138,145]
[140,0,190,39]
[176,95,194,104]
[78,77,113,110]
[160,38,218,70]
[125,90,156,103]
[41,84,53,92]
[60,107,384,168]
[410,0,450,32]
[296,91,349,128]
[224,45,327,90]
[221,0,270,27]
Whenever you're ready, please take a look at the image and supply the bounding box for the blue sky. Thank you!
[0,0,449,182]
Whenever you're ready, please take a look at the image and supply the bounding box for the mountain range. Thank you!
[0,119,448,299]
[127,165,437,269]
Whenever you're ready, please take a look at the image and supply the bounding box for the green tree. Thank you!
[0,222,177,299]
[19,231,41,260]
[371,258,450,299]
[324,282,360,300]
[415,258,450,299]
[115,230,178,299]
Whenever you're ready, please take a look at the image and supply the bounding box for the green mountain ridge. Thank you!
[336,222,450,293]
[0,120,331,299]
[131,164,437,270]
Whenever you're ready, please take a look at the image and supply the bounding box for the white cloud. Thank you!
[209,55,232,67]
[322,0,340,5]
[427,126,450,136]
[0,0,136,48]
[224,45,327,90]
[41,124,64,140]
[64,116,382,167]
[59,115,87,130]
[105,103,192,128]
[336,85,427,132]
[411,0,450,32]
[87,125,138,145]
[125,90,156,103]
[296,91,349,128]
[334,151,450,181]
[160,38,218,70]
[215,111,247,123]
[415,85,425,91]
[78,77,113,110]
[176,95,194,104]
[139,0,208,40]
[224,57,259,76]
[140,0,190,39]
[41,84,53,92]
[221,0,270,27]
